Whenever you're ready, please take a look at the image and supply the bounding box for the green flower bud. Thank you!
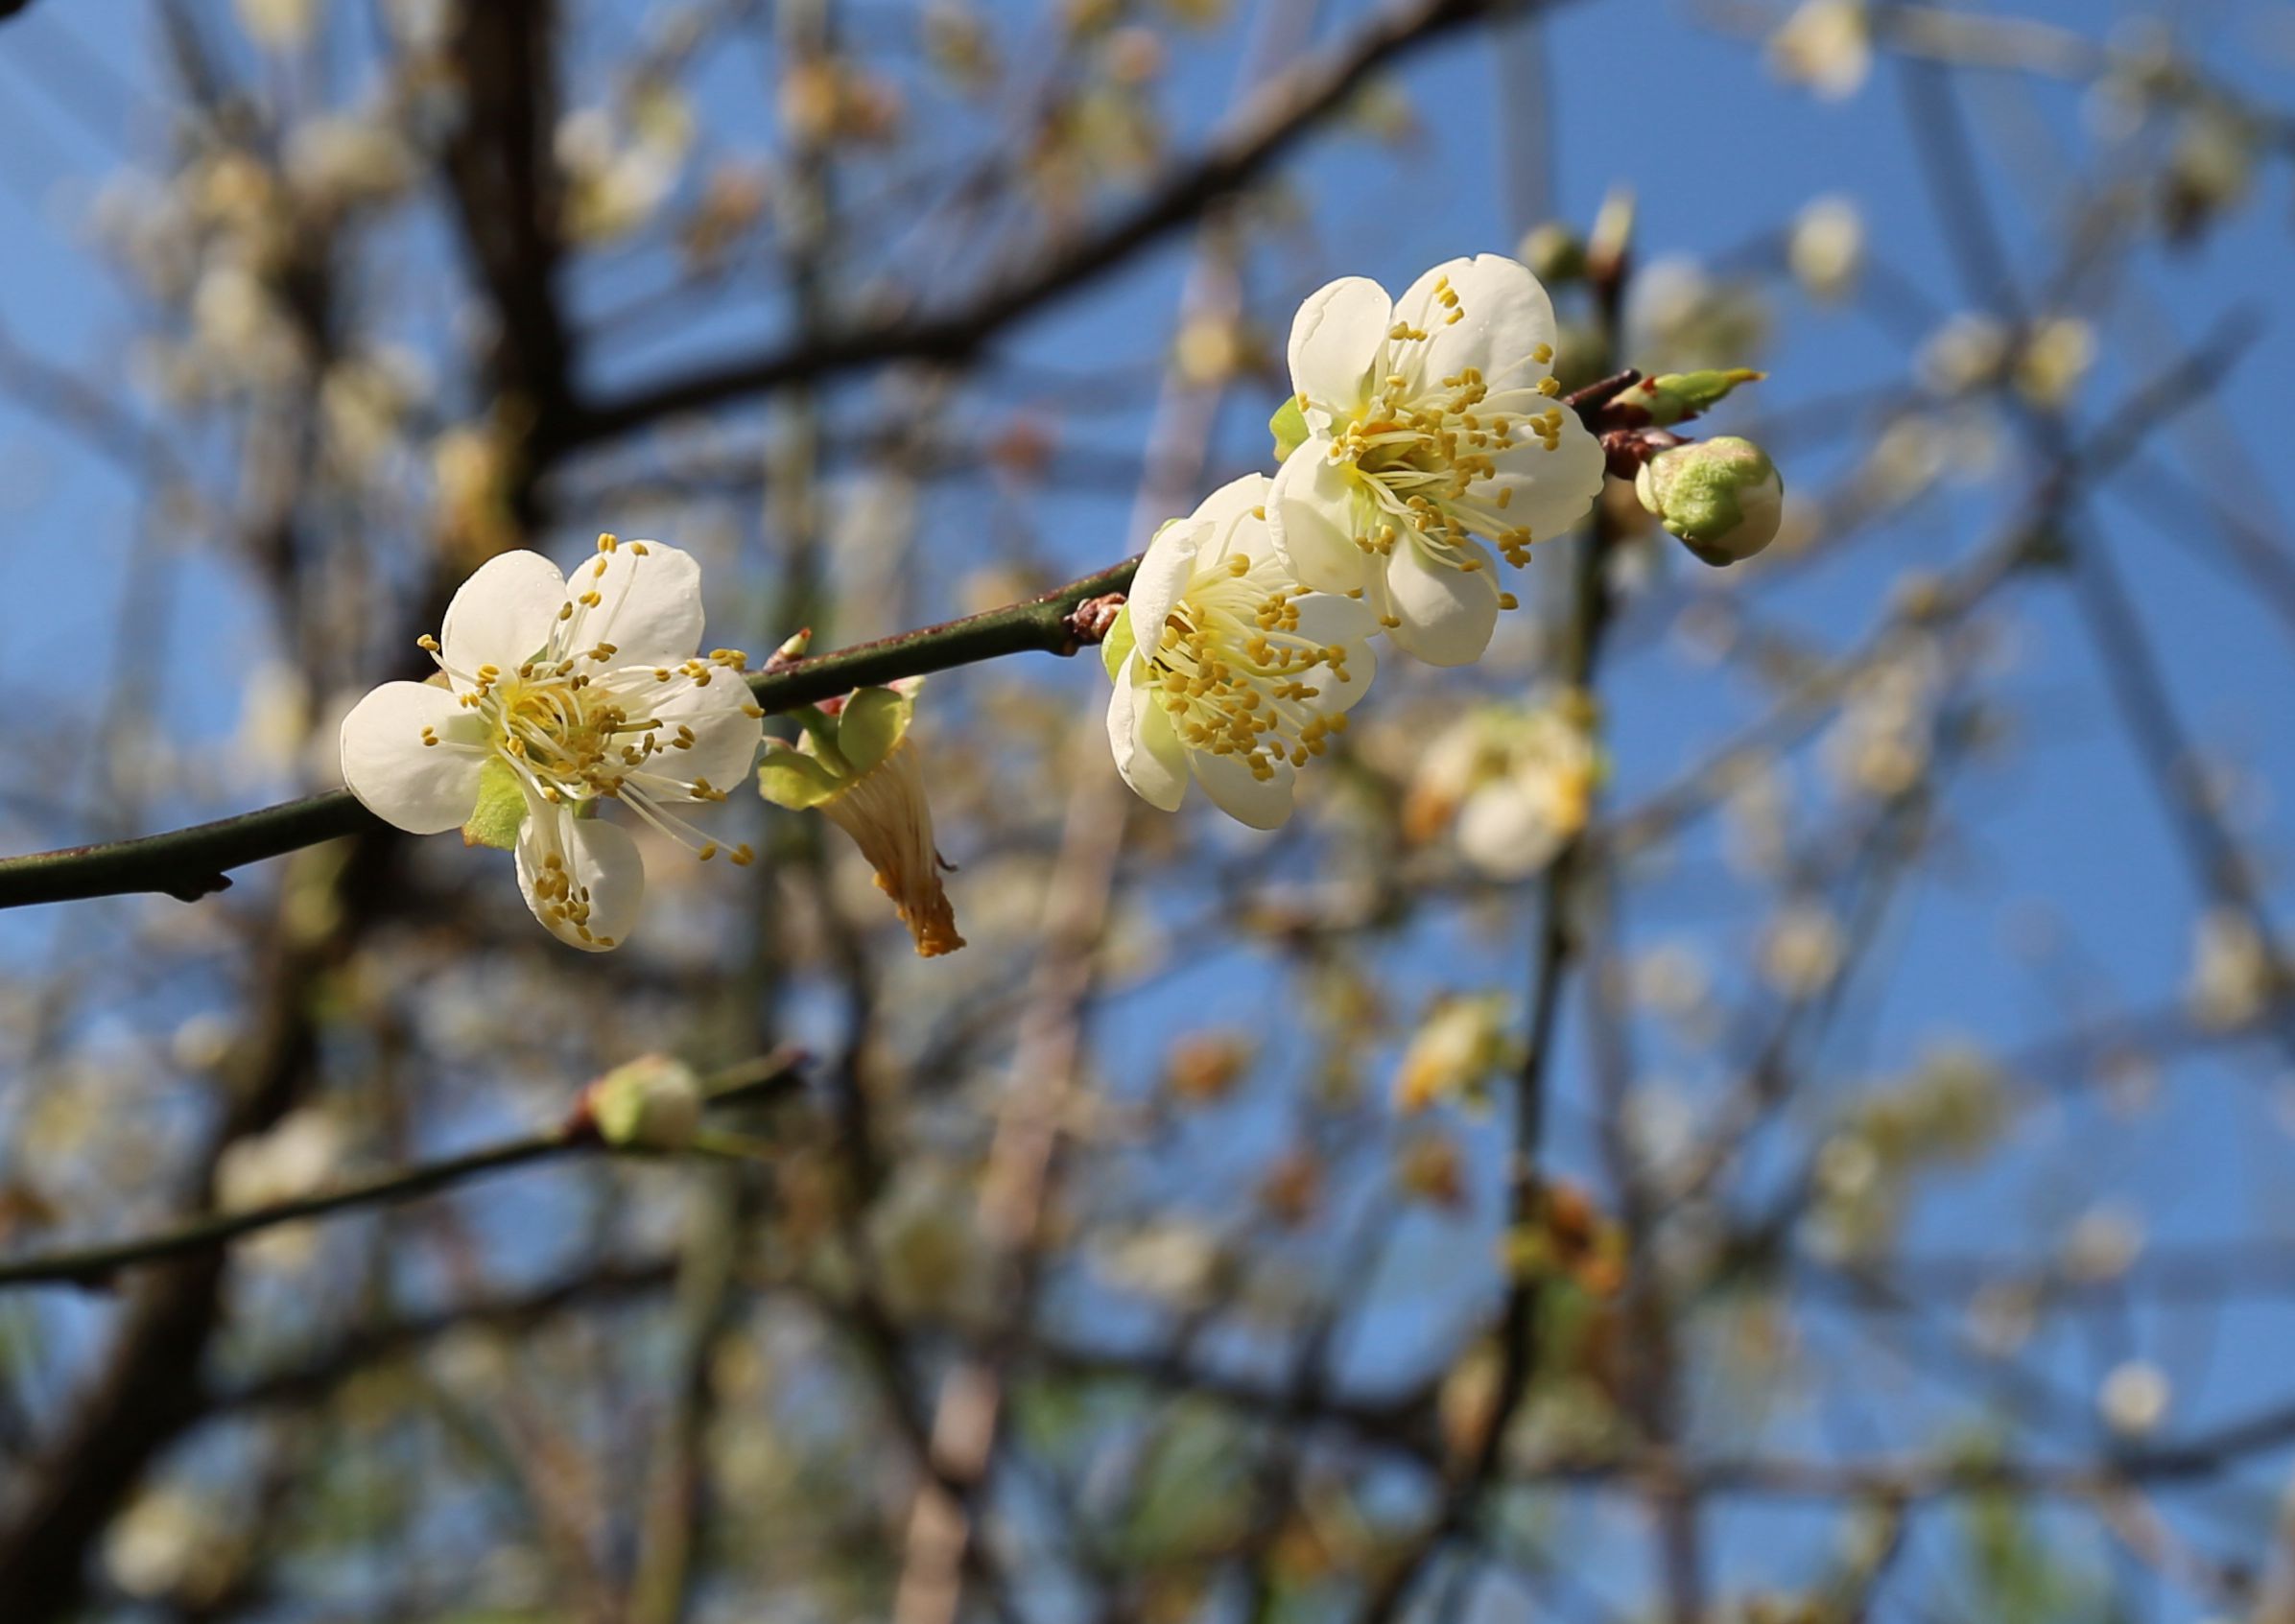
[1634,436,1785,567]
[589,1054,705,1151]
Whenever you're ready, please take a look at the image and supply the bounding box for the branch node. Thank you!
[163,873,234,905]
[1062,593,1128,652]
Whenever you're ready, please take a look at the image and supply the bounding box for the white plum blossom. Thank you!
[1104,473,1377,830]
[1267,254,1606,666]
[340,537,765,951]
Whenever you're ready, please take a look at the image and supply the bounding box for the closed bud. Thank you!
[1612,367,1764,429]
[1517,221,1586,287]
[1634,436,1785,567]
[588,1054,705,1150]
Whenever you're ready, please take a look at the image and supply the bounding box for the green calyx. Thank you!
[757,683,918,810]
[461,757,528,851]
[1269,395,1310,463]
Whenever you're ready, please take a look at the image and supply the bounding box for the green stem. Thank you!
[0,556,1139,912]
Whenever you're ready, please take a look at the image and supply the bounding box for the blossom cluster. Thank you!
[1103,253,1607,830]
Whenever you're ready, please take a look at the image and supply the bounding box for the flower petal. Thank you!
[1192,472,1276,567]
[1288,275,1392,427]
[1267,445,1373,598]
[1125,516,1209,649]
[440,551,568,689]
[1106,663,1188,812]
[569,541,705,668]
[1289,590,1378,653]
[1405,254,1560,392]
[1456,785,1566,880]
[1483,417,1608,546]
[338,681,488,834]
[1384,538,1502,667]
[608,669,764,797]
[1190,748,1295,831]
[515,803,647,951]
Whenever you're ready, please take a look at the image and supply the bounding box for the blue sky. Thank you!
[4,1,2295,1616]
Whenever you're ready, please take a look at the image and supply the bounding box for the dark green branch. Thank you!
[0,556,1139,913]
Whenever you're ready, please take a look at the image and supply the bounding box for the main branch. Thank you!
[0,556,1138,912]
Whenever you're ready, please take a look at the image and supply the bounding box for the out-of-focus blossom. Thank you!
[1762,902,1845,997]
[924,2,1000,94]
[2063,1202,2146,1283]
[217,1106,345,1212]
[1393,992,1516,1114]
[1268,255,1605,665]
[1787,195,1864,301]
[236,0,318,52]
[2013,316,2097,408]
[105,1488,232,1601]
[2161,107,2256,243]
[2100,1360,2171,1435]
[2186,907,2273,1029]
[1625,257,1773,375]
[559,85,697,243]
[1403,694,1597,879]
[339,538,764,951]
[286,115,417,215]
[1768,0,1873,101]
[1094,1220,1225,1310]
[1917,313,2013,396]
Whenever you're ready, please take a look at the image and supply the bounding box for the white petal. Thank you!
[610,670,764,796]
[1457,785,1564,880]
[1106,664,1188,812]
[1384,538,1502,667]
[1267,445,1373,598]
[1191,749,1295,831]
[440,551,567,689]
[1192,472,1276,568]
[1482,418,1608,546]
[1287,276,1392,426]
[1125,517,1209,647]
[515,804,647,952]
[1289,591,1378,651]
[1405,254,1560,392]
[338,681,487,834]
[571,541,705,667]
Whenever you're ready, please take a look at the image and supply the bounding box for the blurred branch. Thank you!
[0,1056,800,1291]
[1360,262,1634,1624]
[568,0,1547,446]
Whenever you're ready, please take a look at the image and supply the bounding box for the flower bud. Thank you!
[1516,221,1586,287]
[588,1054,705,1151]
[1634,436,1785,567]
[1611,367,1763,429]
